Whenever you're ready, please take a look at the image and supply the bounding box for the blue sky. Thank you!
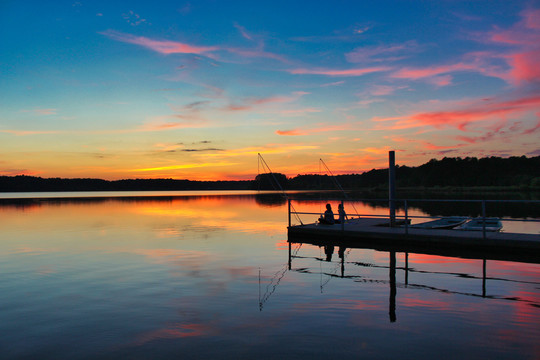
[1,0,539,180]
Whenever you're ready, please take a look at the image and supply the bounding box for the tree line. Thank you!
[257,155,540,190]
[1,156,539,192]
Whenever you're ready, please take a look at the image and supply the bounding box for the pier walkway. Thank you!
[288,217,540,263]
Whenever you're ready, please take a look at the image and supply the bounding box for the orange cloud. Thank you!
[131,161,237,172]
[360,146,394,154]
[200,144,319,159]
[0,129,63,135]
[276,129,305,136]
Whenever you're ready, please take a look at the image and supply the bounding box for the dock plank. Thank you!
[288,217,540,252]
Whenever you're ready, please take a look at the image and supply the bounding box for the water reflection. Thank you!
[0,193,539,359]
[287,238,540,325]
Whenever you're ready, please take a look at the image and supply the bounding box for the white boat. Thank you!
[458,217,503,232]
[410,216,469,229]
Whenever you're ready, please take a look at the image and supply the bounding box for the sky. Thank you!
[1,0,539,181]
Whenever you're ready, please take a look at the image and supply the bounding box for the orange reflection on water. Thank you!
[135,323,209,345]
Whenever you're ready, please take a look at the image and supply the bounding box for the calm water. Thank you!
[0,192,539,359]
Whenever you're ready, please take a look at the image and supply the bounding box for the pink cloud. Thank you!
[374,95,540,131]
[522,117,540,135]
[101,30,218,55]
[506,49,540,83]
[523,9,540,29]
[222,92,309,112]
[428,75,453,87]
[288,67,390,76]
[225,47,288,62]
[420,141,465,150]
[391,63,476,80]
[320,81,345,87]
[481,8,540,84]
[367,85,407,96]
[234,22,253,40]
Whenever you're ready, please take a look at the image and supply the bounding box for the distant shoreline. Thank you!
[2,155,539,192]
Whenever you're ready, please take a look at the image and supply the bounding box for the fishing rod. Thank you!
[257,153,303,225]
[319,158,359,216]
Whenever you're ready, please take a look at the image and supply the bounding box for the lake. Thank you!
[0,191,539,359]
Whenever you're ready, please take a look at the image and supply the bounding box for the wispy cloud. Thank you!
[345,41,418,63]
[136,115,208,132]
[100,30,218,55]
[390,63,476,81]
[320,81,345,87]
[373,95,540,131]
[122,10,149,26]
[287,66,390,76]
[101,29,288,63]
[222,91,309,112]
[276,129,305,136]
[132,161,236,172]
[225,47,289,62]
[476,8,540,85]
[276,123,351,136]
[522,117,540,135]
[365,84,408,96]
[360,146,395,155]
[22,108,57,115]
[199,144,319,159]
[234,22,253,41]
[0,129,63,135]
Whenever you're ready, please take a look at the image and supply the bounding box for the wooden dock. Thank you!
[288,217,540,263]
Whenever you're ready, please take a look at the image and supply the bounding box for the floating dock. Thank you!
[288,217,540,263]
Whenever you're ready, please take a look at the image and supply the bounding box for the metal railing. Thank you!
[288,198,540,240]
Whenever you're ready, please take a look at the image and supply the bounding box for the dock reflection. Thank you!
[287,237,540,323]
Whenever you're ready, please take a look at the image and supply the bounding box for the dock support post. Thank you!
[389,151,396,227]
[288,241,292,270]
[389,251,397,322]
[481,200,486,240]
[405,252,409,286]
[482,258,486,298]
[404,200,408,235]
[288,198,291,227]
[341,199,345,231]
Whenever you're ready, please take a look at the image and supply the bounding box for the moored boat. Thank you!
[458,217,503,232]
[410,216,469,229]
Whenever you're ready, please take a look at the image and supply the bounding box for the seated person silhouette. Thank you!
[318,203,335,225]
[336,203,348,224]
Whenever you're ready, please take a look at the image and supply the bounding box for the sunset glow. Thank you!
[1,1,539,180]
